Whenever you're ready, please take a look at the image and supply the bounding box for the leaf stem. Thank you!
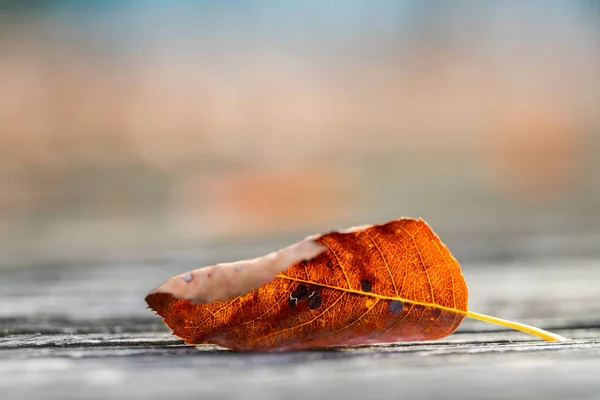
[278,274,568,342]
[465,310,567,342]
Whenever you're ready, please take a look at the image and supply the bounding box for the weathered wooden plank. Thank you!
[2,259,599,328]
[1,330,599,400]
[1,259,599,400]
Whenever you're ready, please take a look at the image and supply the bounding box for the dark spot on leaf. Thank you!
[292,284,309,301]
[326,260,333,268]
[389,300,404,315]
[287,297,297,310]
[289,285,310,310]
[307,291,322,310]
[361,279,372,293]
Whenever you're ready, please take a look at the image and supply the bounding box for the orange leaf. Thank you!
[145,218,565,351]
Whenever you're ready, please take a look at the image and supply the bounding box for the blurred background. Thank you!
[1,0,599,268]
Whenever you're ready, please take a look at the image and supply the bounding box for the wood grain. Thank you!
[1,257,599,400]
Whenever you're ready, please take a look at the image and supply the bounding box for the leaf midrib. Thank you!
[276,273,469,316]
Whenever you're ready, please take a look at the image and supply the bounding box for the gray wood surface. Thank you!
[1,257,599,400]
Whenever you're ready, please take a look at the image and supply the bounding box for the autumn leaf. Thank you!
[145,218,566,351]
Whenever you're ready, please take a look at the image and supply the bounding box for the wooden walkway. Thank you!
[1,256,599,400]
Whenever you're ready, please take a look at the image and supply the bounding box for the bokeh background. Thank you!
[1,1,599,268]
